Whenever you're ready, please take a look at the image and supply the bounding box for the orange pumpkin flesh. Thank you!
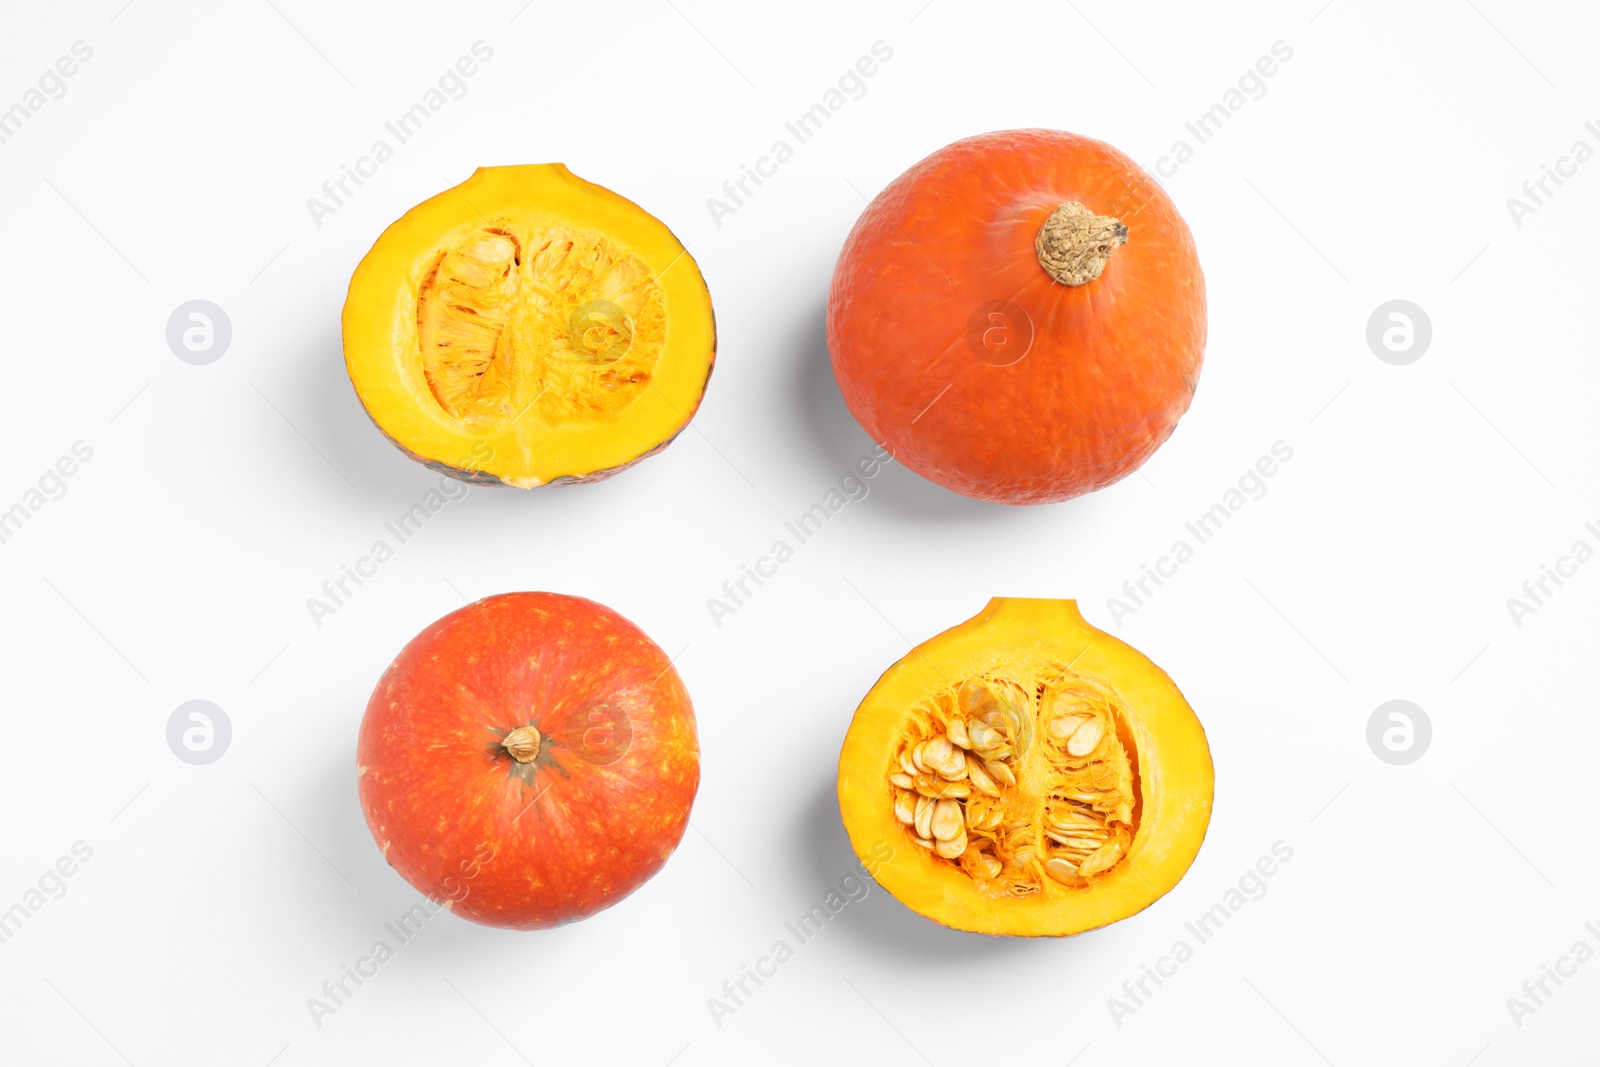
[357,592,699,929]
[827,129,1206,505]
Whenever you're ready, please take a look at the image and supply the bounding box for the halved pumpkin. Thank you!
[343,164,716,487]
[838,598,1212,936]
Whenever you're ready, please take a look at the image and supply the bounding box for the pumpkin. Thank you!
[827,129,1206,505]
[343,165,716,487]
[357,592,699,928]
[837,598,1212,936]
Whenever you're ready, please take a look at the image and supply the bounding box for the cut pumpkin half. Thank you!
[343,164,716,487]
[838,598,1213,936]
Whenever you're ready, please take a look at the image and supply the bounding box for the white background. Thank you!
[2,1,1597,1063]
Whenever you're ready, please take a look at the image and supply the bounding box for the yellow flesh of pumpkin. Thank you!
[343,165,715,487]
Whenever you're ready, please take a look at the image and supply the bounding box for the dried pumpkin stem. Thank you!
[1034,202,1128,286]
[502,726,542,763]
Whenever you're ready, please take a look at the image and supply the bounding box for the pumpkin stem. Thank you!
[1035,202,1127,286]
[502,725,542,763]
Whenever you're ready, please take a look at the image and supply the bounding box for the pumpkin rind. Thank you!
[837,598,1213,936]
[827,129,1206,505]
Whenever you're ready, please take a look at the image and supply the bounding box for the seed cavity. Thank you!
[887,670,1140,896]
[417,221,666,431]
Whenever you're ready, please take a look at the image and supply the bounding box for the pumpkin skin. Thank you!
[837,598,1212,936]
[343,165,716,488]
[357,592,699,929]
[827,130,1206,505]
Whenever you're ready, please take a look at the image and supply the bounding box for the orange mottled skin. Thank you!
[827,129,1207,505]
[357,592,699,929]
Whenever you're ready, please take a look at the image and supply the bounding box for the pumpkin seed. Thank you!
[1067,719,1104,757]
[965,798,1004,832]
[959,679,997,718]
[965,720,997,750]
[1079,830,1128,877]
[1048,714,1091,739]
[937,751,968,781]
[1047,808,1103,829]
[966,755,1001,797]
[1044,858,1080,885]
[947,717,971,749]
[1046,831,1104,850]
[931,799,963,841]
[984,759,1016,787]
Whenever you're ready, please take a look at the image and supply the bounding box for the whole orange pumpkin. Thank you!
[357,592,699,929]
[827,129,1206,505]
